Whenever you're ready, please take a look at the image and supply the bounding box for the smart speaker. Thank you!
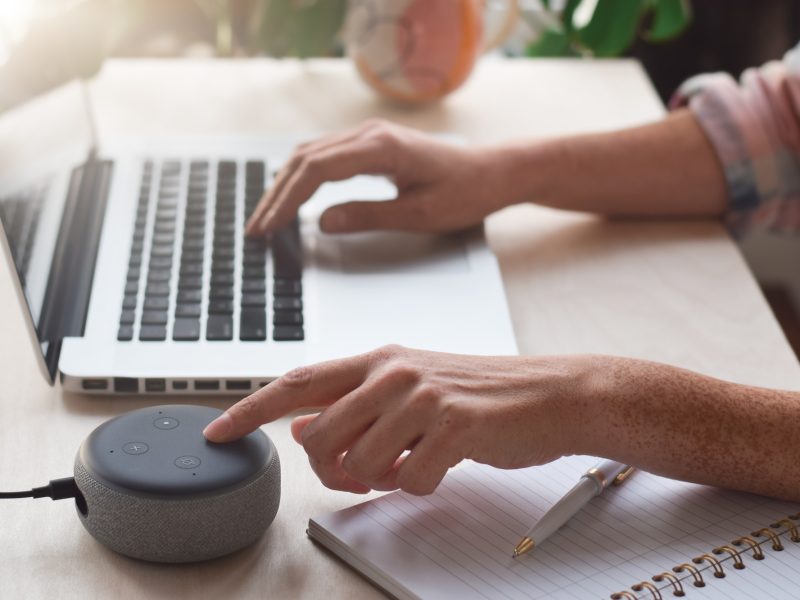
[73,404,280,563]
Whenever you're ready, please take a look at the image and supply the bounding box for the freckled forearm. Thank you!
[489,110,727,218]
[571,356,800,501]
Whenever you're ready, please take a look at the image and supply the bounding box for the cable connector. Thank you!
[1,477,81,501]
[32,477,81,501]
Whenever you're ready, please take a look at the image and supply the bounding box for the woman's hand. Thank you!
[245,120,512,236]
[204,346,595,495]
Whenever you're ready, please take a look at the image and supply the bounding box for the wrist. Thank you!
[559,355,633,458]
[519,354,613,460]
[481,139,559,210]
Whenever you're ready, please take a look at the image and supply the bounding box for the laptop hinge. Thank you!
[38,153,113,382]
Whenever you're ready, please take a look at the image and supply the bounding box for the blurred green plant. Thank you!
[528,0,692,58]
[249,0,346,58]
[194,0,346,58]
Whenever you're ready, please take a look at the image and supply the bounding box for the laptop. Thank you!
[0,80,517,395]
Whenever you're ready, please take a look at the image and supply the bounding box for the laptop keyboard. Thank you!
[0,182,48,289]
[118,159,303,343]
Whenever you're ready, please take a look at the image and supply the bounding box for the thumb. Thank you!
[291,413,318,444]
[319,196,427,233]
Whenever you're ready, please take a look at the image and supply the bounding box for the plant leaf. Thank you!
[646,0,692,41]
[256,0,346,58]
[562,0,583,35]
[575,0,644,57]
[526,28,572,57]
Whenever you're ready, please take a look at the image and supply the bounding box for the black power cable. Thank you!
[0,477,81,501]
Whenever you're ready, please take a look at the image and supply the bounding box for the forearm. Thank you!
[571,356,800,501]
[489,109,727,218]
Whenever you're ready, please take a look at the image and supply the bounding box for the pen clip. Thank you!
[612,466,635,486]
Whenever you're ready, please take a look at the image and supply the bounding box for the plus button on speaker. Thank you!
[73,405,280,563]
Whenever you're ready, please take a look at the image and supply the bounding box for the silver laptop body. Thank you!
[0,82,517,395]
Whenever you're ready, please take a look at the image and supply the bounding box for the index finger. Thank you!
[203,354,370,443]
[253,139,393,233]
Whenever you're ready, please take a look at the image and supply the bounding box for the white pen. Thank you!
[512,459,635,558]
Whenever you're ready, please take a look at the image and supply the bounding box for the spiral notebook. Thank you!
[308,455,800,599]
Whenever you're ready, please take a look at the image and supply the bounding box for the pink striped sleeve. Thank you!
[670,43,800,236]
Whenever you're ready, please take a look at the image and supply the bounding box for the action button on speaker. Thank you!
[174,455,201,469]
[123,442,149,455]
[153,416,179,430]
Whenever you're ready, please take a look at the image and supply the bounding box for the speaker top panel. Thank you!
[79,404,272,497]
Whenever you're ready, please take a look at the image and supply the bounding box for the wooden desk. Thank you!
[1,58,798,599]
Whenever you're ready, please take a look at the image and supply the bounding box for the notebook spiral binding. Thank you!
[609,512,800,599]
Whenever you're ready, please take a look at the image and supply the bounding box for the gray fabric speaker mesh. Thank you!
[73,449,280,563]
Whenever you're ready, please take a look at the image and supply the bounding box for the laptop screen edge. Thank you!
[0,219,53,384]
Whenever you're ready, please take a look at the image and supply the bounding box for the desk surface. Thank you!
[1,58,798,600]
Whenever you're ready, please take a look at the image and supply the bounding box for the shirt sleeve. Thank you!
[669,43,800,237]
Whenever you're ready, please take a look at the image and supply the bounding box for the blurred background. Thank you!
[1,0,799,355]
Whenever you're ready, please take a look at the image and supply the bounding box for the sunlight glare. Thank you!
[0,0,37,63]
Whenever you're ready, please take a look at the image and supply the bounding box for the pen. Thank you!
[512,459,635,558]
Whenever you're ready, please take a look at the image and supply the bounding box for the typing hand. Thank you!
[245,120,510,237]
[203,346,586,495]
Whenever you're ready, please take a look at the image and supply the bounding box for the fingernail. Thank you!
[203,413,232,441]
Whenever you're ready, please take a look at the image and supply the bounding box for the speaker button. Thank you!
[174,455,201,469]
[123,442,149,455]
[154,416,179,430]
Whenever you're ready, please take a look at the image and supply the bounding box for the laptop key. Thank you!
[177,289,202,304]
[176,303,201,318]
[209,300,234,315]
[207,315,233,341]
[274,297,302,311]
[242,279,266,293]
[243,266,266,279]
[273,311,303,326]
[180,249,204,263]
[149,255,172,269]
[153,233,175,247]
[146,283,170,297]
[154,221,175,233]
[211,257,235,270]
[139,325,167,341]
[142,311,168,325]
[117,324,133,341]
[178,276,203,290]
[210,286,234,300]
[180,263,203,276]
[173,318,200,341]
[273,326,304,342]
[120,310,135,325]
[240,308,266,341]
[182,238,204,250]
[144,297,169,310]
[211,272,234,286]
[182,226,205,239]
[241,293,266,308]
[150,244,174,257]
[272,221,302,279]
[243,253,266,267]
[147,270,171,283]
[213,247,235,261]
[274,278,301,296]
[124,281,138,295]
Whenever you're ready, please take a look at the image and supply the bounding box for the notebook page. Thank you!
[310,455,800,600]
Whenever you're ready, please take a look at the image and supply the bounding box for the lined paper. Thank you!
[309,455,800,599]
